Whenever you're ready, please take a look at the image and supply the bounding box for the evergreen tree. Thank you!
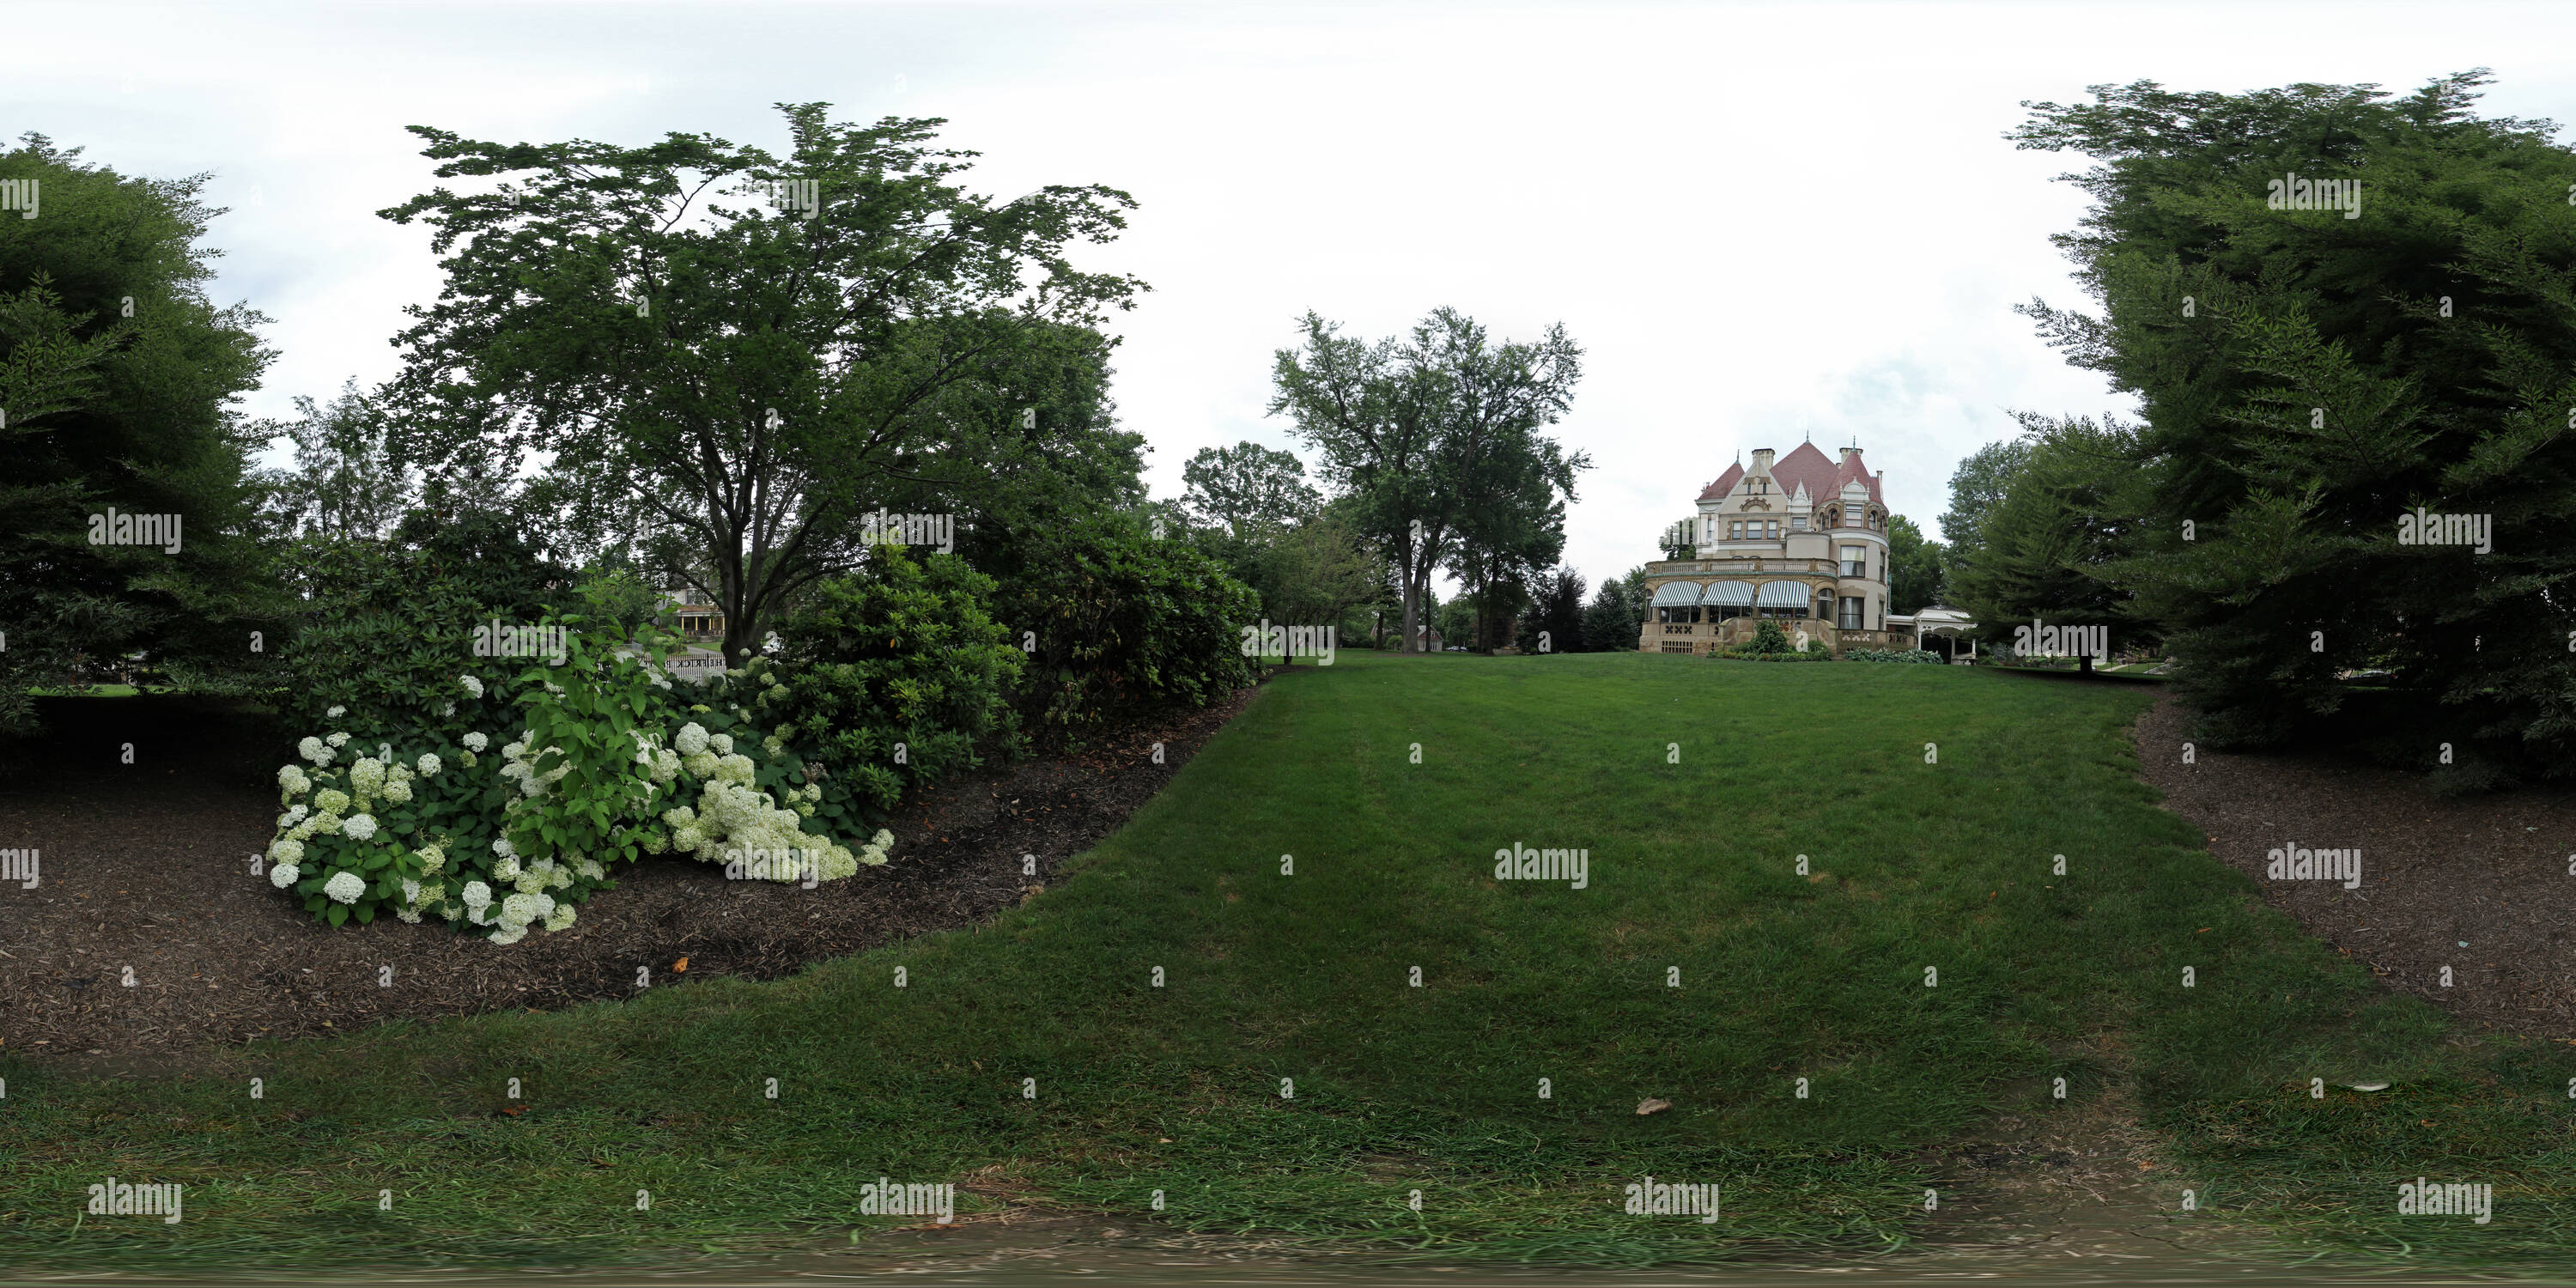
[2013,70,2576,769]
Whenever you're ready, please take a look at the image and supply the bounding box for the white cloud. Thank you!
[11,0,2574,582]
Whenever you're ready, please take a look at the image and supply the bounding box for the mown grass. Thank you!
[2,651,2568,1273]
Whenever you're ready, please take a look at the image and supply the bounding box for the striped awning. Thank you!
[1703,580,1754,606]
[1649,581,1705,606]
[1756,580,1811,608]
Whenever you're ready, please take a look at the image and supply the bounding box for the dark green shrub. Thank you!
[991,511,1259,741]
[766,547,1024,820]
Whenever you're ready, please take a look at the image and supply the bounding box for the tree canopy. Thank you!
[375,105,1147,662]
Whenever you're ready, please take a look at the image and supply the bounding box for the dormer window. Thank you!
[1791,516,1806,530]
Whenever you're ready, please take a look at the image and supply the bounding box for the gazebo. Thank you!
[1887,605,1978,661]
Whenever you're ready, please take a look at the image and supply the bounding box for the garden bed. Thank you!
[2132,696,2576,1037]
[0,684,1260,1068]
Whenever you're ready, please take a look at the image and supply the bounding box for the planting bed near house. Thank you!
[0,684,1259,1069]
[2131,696,2576,1039]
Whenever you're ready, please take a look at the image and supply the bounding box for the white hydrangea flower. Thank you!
[573,859,605,881]
[416,752,441,776]
[416,844,446,872]
[326,732,350,748]
[383,779,414,805]
[461,880,493,908]
[501,891,554,927]
[488,923,528,945]
[673,722,709,756]
[492,836,515,859]
[671,824,704,852]
[650,748,681,783]
[502,740,526,760]
[396,907,422,923]
[463,732,489,752]
[545,865,573,890]
[494,853,521,881]
[544,903,576,932]
[343,813,379,841]
[513,866,548,895]
[269,837,305,866]
[682,750,719,780]
[442,702,456,718]
[872,829,893,847]
[326,705,346,718]
[762,736,784,756]
[401,878,421,904]
[281,802,310,825]
[461,674,484,698]
[708,732,733,756]
[278,764,312,794]
[270,861,301,888]
[349,758,386,794]
[459,750,478,769]
[324,871,366,903]
[297,737,326,764]
[819,849,856,880]
[315,788,351,815]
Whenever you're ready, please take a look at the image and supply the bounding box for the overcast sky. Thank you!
[11,1,2575,590]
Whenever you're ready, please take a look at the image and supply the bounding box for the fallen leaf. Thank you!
[1636,1097,1672,1116]
[674,957,689,973]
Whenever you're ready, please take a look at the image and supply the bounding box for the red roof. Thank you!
[1695,443,1882,507]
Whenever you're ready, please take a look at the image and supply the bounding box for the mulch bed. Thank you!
[2132,696,2576,1040]
[0,680,1267,1068]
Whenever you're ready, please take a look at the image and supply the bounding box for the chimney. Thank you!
[1841,447,1859,463]
[1750,447,1776,476]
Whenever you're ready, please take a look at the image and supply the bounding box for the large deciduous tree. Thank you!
[375,105,1145,664]
[1269,307,1583,653]
[1885,513,1945,615]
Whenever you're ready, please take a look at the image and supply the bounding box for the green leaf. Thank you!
[326,904,348,927]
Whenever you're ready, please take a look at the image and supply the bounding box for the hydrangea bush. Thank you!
[261,613,896,945]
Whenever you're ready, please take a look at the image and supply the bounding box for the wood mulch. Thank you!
[2131,696,2576,1040]
[0,680,1267,1071]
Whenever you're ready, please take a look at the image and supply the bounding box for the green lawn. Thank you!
[3,652,2567,1272]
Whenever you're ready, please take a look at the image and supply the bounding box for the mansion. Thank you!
[1637,443,1920,657]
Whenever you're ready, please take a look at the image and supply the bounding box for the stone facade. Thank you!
[1637,443,1904,658]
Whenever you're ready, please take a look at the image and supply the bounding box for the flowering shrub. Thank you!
[260,612,896,945]
[1846,647,1946,664]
